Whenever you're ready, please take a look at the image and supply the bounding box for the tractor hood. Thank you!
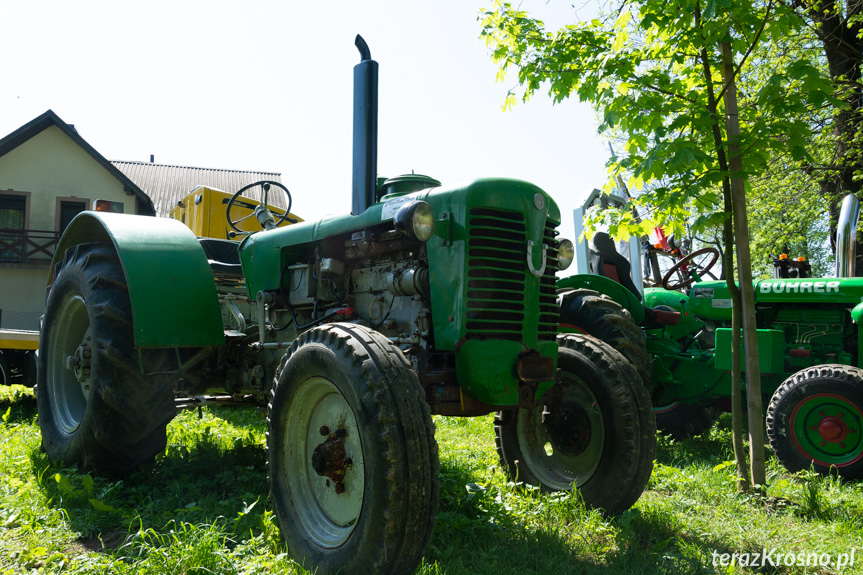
[237,177,560,297]
[683,278,863,321]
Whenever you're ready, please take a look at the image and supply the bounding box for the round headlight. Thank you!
[394,200,434,242]
[558,239,574,270]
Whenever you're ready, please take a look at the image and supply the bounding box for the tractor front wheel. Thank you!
[267,323,438,575]
[494,334,655,515]
[36,243,175,474]
[767,364,863,479]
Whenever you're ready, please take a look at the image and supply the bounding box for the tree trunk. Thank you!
[696,1,750,490]
[802,0,863,272]
[721,41,767,489]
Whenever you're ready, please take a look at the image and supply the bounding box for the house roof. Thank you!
[0,110,156,216]
[110,161,285,217]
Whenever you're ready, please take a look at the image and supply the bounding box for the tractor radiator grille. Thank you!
[539,221,560,341]
[465,208,560,342]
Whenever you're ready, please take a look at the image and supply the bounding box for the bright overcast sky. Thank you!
[2,0,609,245]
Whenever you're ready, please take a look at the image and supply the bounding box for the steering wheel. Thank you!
[226,180,293,234]
[661,247,720,291]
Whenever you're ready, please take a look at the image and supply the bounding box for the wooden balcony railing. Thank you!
[0,228,62,263]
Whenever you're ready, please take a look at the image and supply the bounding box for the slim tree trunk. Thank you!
[723,197,751,491]
[721,41,766,489]
[695,1,750,490]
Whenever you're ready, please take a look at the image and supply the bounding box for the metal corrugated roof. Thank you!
[110,161,286,217]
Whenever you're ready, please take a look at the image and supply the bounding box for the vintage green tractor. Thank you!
[35,38,655,575]
[560,189,863,479]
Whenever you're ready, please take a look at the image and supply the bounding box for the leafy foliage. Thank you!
[479,0,839,257]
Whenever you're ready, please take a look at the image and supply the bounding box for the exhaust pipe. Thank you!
[836,194,859,277]
[352,35,378,216]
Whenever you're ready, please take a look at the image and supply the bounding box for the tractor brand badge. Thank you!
[533,193,546,210]
[381,195,414,220]
[692,288,714,298]
[758,280,841,294]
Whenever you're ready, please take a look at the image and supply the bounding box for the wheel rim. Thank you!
[653,402,681,415]
[284,377,364,548]
[47,294,92,434]
[516,372,604,489]
[789,393,863,467]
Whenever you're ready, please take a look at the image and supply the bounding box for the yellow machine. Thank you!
[170,185,302,240]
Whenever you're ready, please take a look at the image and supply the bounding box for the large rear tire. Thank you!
[0,353,9,386]
[494,334,655,515]
[653,402,718,440]
[767,364,863,479]
[36,243,175,474]
[267,323,439,575]
[558,288,652,390]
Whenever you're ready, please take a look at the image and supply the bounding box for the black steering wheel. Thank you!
[661,247,720,291]
[226,180,293,234]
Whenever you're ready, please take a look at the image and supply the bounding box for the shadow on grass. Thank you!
[26,404,729,574]
[655,413,739,468]
[427,460,720,575]
[0,384,37,421]
[29,413,270,553]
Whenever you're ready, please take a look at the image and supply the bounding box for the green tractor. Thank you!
[35,38,655,575]
[560,188,863,479]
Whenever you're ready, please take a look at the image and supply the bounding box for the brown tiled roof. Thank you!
[110,161,286,217]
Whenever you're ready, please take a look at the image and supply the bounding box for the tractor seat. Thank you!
[198,238,244,280]
[590,232,642,302]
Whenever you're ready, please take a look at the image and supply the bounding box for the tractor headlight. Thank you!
[558,239,574,270]
[394,200,434,242]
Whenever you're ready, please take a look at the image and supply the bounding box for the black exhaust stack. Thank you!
[352,35,378,216]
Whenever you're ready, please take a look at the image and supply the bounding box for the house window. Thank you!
[59,200,86,234]
[0,193,26,262]
[0,194,25,229]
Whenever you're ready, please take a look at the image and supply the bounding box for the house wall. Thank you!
[0,125,138,228]
[0,125,140,330]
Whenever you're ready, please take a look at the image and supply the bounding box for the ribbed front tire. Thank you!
[495,334,655,515]
[267,323,439,575]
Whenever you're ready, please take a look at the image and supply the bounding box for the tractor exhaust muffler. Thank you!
[835,194,859,277]
[351,35,378,216]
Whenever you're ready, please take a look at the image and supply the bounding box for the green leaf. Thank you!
[89,498,120,513]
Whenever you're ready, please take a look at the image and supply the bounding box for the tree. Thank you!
[480,0,835,489]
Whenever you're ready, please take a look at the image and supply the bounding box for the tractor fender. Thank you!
[50,212,225,348]
[556,274,645,325]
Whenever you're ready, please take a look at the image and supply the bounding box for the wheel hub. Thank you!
[65,339,92,386]
[817,416,849,443]
[543,401,592,457]
[311,427,352,494]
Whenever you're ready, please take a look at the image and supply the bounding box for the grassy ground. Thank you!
[2,384,863,574]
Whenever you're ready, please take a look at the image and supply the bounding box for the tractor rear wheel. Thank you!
[494,334,655,515]
[0,353,9,386]
[653,402,718,440]
[267,323,438,575]
[37,243,175,474]
[767,364,863,479]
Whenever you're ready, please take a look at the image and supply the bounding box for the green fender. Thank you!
[51,212,225,348]
[556,274,645,325]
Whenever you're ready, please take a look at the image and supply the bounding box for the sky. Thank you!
[1,0,609,245]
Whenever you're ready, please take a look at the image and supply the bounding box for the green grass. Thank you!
[2,384,863,574]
